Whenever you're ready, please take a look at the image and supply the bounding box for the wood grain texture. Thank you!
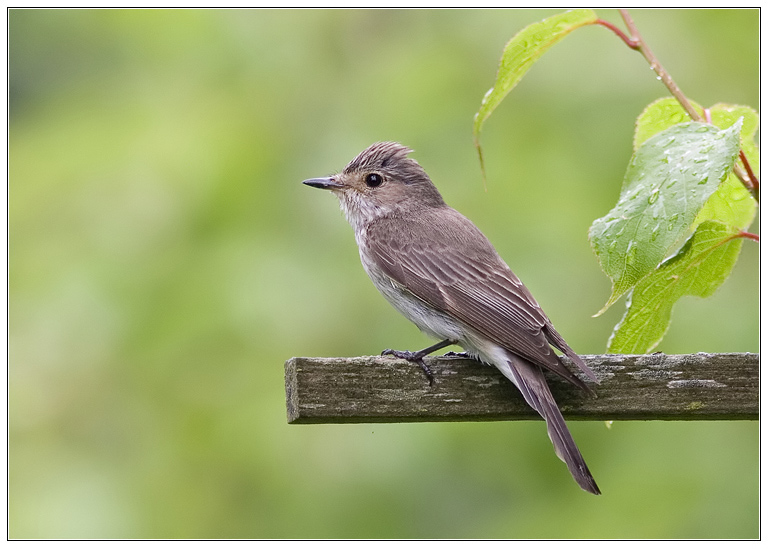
[285,353,758,424]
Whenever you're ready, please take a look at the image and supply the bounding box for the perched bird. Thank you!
[303,142,600,494]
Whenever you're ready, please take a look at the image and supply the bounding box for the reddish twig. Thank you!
[739,150,760,201]
[594,19,638,49]
[737,231,759,243]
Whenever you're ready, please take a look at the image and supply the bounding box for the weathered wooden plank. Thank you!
[285,353,758,424]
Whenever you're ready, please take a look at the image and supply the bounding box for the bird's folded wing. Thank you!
[367,211,596,389]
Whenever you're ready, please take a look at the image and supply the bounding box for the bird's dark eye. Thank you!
[365,173,383,188]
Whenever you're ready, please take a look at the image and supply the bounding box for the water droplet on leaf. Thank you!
[667,214,679,230]
[626,242,638,264]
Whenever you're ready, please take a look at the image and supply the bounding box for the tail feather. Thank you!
[500,353,600,495]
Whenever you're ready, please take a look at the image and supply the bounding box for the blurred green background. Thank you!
[10,8,758,539]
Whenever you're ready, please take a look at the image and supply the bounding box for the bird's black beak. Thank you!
[302,177,343,190]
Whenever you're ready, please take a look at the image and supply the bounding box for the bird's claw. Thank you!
[381,349,435,386]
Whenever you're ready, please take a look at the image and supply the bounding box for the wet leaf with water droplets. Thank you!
[633,98,757,230]
[589,120,742,314]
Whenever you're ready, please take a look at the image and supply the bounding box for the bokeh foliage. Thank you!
[10,9,758,539]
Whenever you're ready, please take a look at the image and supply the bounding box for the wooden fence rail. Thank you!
[285,353,758,424]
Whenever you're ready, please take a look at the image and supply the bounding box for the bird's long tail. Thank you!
[500,353,600,495]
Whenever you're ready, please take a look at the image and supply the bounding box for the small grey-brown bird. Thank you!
[303,142,600,494]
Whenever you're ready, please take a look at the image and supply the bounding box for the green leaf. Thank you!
[472,9,597,171]
[633,98,758,230]
[602,100,757,351]
[607,221,744,353]
[589,120,742,314]
[695,103,758,230]
[633,98,704,151]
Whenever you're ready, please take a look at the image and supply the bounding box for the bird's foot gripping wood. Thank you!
[381,339,457,387]
[381,348,435,386]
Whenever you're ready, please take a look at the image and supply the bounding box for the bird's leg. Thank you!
[381,339,456,386]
